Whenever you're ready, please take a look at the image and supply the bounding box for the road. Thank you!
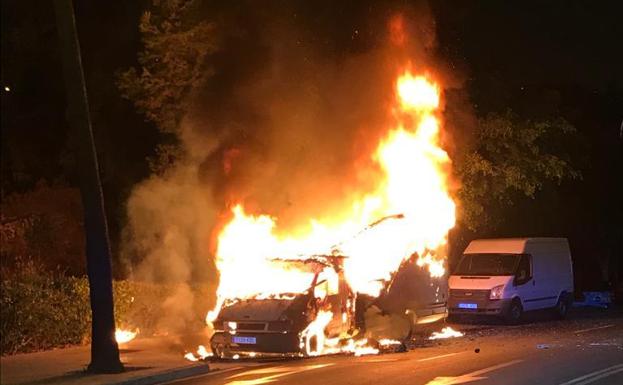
[174,308,623,385]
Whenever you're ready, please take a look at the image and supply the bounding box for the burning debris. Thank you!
[190,68,456,360]
[429,327,465,340]
[184,345,213,362]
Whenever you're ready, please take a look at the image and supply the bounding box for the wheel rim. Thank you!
[512,304,521,320]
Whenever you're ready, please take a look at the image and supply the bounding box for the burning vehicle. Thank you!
[209,217,449,358]
[210,252,448,358]
[196,70,457,360]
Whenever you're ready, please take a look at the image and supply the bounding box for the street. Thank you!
[174,309,623,385]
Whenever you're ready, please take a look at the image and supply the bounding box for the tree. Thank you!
[117,0,218,173]
[455,110,580,230]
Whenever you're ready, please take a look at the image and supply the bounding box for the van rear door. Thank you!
[525,241,560,309]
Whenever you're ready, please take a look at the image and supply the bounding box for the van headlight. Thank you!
[489,285,504,300]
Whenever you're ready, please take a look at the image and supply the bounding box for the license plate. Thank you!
[232,336,256,344]
[458,303,477,309]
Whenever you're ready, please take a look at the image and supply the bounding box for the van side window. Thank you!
[514,254,532,285]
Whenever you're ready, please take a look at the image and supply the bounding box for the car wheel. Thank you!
[554,293,569,319]
[504,299,523,324]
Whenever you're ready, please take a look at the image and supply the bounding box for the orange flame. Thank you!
[115,329,138,344]
[184,345,213,362]
[429,326,464,340]
[206,69,456,355]
[396,74,439,111]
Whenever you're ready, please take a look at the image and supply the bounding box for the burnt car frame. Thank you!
[209,251,447,358]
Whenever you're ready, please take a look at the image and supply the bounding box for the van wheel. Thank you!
[504,299,523,324]
[554,293,569,319]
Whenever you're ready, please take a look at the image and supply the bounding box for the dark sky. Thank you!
[1,0,621,288]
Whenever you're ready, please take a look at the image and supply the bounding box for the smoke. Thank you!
[122,1,451,338]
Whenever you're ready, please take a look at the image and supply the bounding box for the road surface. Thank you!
[174,308,623,385]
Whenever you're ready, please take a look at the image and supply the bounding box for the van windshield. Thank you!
[454,253,522,276]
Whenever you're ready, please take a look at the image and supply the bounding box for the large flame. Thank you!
[205,69,456,355]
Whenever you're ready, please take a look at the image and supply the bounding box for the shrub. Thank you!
[1,260,215,355]
[0,260,90,354]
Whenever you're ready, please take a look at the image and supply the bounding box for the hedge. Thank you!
[1,260,214,355]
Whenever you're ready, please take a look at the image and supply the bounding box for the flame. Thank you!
[115,329,138,344]
[429,327,464,340]
[378,338,403,346]
[184,345,213,362]
[348,339,379,357]
[396,74,439,111]
[207,68,456,355]
[300,310,334,356]
[184,352,198,362]
[301,318,383,357]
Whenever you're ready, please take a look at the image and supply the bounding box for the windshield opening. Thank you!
[454,253,524,276]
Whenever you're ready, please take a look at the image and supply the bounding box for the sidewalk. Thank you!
[0,337,248,385]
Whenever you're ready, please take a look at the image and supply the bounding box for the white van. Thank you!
[448,238,573,323]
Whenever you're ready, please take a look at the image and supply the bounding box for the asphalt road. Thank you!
[174,308,623,385]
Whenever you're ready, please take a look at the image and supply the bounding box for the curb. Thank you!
[109,364,212,385]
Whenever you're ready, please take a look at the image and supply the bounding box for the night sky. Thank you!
[1,1,621,290]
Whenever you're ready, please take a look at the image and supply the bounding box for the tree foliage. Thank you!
[117,0,218,134]
[456,110,580,229]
